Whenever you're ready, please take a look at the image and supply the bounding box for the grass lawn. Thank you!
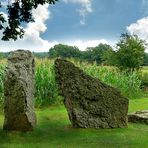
[0,98,147,148]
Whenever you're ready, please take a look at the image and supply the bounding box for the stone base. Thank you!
[128,110,148,124]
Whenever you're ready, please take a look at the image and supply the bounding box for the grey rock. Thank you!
[3,50,36,131]
[55,59,129,128]
[128,110,148,124]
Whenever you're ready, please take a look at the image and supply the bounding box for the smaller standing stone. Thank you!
[128,110,148,124]
[3,50,36,131]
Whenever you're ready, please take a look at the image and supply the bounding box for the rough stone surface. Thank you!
[55,59,129,128]
[3,50,36,131]
[128,110,148,124]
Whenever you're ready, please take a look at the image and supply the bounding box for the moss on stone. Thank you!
[55,59,129,128]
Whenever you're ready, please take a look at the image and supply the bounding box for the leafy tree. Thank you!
[49,44,82,59]
[116,33,146,71]
[0,0,58,41]
[49,43,114,64]
[102,49,117,66]
[81,49,93,63]
[0,52,4,59]
[33,52,49,59]
[143,52,148,66]
[83,43,113,64]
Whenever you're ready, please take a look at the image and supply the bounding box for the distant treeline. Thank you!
[0,45,148,67]
[0,34,148,69]
[49,43,148,67]
[49,43,114,65]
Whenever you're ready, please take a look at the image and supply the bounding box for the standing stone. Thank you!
[55,59,129,128]
[3,50,36,131]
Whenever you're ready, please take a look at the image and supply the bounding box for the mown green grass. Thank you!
[129,98,148,113]
[0,98,147,148]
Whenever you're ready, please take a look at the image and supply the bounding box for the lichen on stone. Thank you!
[3,50,36,131]
[128,110,148,124]
[55,59,129,128]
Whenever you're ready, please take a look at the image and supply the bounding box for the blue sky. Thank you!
[45,0,142,41]
[0,0,148,52]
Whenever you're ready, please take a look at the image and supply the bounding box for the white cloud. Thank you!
[0,1,113,52]
[127,17,148,38]
[127,17,148,52]
[65,39,109,51]
[63,0,92,25]
[0,1,8,7]
[27,4,50,33]
[0,4,53,52]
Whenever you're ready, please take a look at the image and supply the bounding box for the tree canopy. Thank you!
[49,44,82,59]
[84,43,113,64]
[116,33,146,71]
[48,43,114,65]
[0,0,58,41]
[143,52,148,66]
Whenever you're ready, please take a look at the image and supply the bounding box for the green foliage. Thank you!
[0,59,144,107]
[140,73,148,88]
[116,33,146,71]
[75,61,142,99]
[0,53,4,60]
[0,65,5,105]
[84,43,113,64]
[100,48,117,65]
[129,98,148,113]
[0,0,58,40]
[0,98,148,147]
[138,66,148,89]
[33,52,49,59]
[49,43,114,65]
[49,44,82,59]
[143,52,148,66]
[35,59,61,107]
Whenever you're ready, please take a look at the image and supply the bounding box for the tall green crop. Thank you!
[35,59,61,107]
[0,58,144,107]
[74,61,142,99]
[0,65,5,104]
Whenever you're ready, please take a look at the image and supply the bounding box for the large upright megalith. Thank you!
[3,50,36,131]
[55,59,129,128]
